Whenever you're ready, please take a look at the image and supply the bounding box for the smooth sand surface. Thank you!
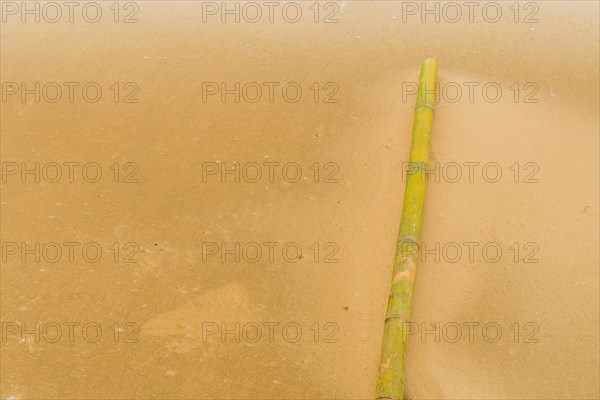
[1,1,598,398]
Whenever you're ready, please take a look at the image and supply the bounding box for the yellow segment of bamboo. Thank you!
[375,58,438,400]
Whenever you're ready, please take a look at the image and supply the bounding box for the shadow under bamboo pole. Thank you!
[375,58,438,400]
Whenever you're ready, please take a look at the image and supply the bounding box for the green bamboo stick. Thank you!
[375,58,438,400]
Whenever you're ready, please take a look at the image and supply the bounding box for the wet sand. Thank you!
[1,1,598,399]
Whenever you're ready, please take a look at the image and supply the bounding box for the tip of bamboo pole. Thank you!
[422,58,438,69]
[416,58,438,108]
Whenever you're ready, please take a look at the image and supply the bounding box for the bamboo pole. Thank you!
[375,58,438,400]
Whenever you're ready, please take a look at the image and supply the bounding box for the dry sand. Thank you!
[1,1,598,399]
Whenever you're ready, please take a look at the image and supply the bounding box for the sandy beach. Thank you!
[1,1,598,398]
